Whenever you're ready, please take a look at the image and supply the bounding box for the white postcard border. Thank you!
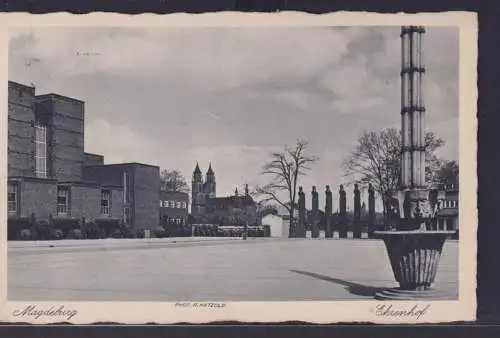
[0,11,477,324]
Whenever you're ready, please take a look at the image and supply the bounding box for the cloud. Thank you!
[9,27,350,91]
[204,112,223,121]
[84,118,161,165]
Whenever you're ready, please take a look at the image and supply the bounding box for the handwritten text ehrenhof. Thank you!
[373,304,431,320]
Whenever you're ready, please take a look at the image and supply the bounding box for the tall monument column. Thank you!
[325,185,333,238]
[398,25,430,225]
[368,183,375,232]
[401,26,426,190]
[298,186,306,238]
[339,185,347,238]
[311,186,319,238]
[373,26,453,300]
[353,184,361,238]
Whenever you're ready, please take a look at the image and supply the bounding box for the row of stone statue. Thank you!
[292,183,376,239]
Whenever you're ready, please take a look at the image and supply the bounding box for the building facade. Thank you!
[7,81,160,234]
[190,163,260,226]
[159,191,189,227]
[435,184,459,234]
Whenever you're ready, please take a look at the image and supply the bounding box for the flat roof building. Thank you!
[7,81,160,236]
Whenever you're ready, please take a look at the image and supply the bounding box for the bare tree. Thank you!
[342,128,444,221]
[256,140,318,237]
[160,169,189,193]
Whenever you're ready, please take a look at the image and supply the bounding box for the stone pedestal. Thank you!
[374,230,455,300]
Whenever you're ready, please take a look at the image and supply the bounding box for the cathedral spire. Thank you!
[193,162,201,175]
[207,162,214,175]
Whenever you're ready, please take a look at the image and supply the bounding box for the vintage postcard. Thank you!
[0,11,477,324]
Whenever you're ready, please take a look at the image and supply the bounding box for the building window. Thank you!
[176,201,181,208]
[8,183,17,213]
[101,190,111,215]
[169,201,175,208]
[160,201,163,207]
[57,186,69,216]
[34,120,48,178]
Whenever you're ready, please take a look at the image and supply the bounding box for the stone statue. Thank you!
[311,186,319,238]
[325,185,333,238]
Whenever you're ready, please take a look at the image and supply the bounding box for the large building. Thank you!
[190,163,260,226]
[435,183,459,234]
[7,81,160,233]
[160,191,189,235]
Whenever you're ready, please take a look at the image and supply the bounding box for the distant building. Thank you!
[7,81,160,234]
[160,191,189,229]
[261,214,286,237]
[190,163,260,226]
[435,184,459,233]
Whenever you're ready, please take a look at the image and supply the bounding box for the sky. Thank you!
[8,26,459,212]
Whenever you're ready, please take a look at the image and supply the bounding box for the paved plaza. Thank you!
[8,237,458,301]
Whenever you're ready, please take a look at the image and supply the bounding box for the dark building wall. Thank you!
[9,178,124,222]
[36,94,85,182]
[133,165,160,230]
[15,179,58,219]
[82,163,160,230]
[82,165,124,186]
[8,82,35,177]
[84,152,104,166]
[70,184,101,220]
[70,184,123,221]
[109,188,125,220]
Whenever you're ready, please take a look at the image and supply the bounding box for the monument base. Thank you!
[374,287,452,300]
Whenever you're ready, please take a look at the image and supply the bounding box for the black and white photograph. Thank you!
[0,12,477,324]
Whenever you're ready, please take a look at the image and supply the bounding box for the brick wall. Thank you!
[84,152,104,166]
[82,165,125,186]
[36,94,85,181]
[132,165,160,230]
[18,179,57,219]
[8,82,35,177]
[68,184,123,221]
[70,184,101,220]
[109,188,124,220]
[82,163,160,230]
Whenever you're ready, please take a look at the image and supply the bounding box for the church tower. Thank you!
[205,162,216,199]
[191,162,204,214]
